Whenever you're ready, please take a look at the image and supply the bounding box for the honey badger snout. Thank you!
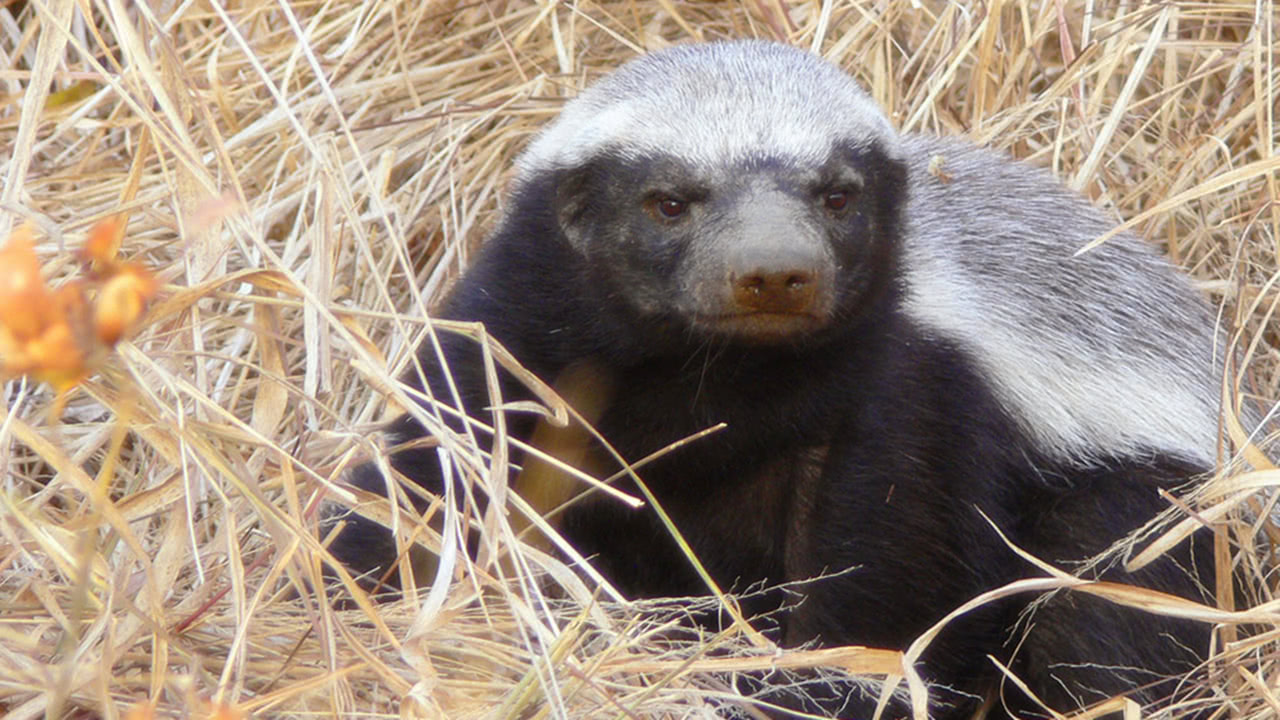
[730,257,819,314]
[720,189,830,317]
[685,187,837,340]
[725,236,826,315]
[690,238,835,341]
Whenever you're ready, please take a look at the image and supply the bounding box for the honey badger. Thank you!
[331,40,1225,717]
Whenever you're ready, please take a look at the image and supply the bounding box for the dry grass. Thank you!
[0,1,1278,718]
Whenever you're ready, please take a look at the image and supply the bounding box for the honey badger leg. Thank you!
[323,442,442,593]
[1000,593,1205,715]
[1001,460,1212,715]
[773,454,1212,718]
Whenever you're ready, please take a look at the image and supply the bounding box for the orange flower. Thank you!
[0,219,157,397]
[0,225,51,340]
[95,265,157,345]
[82,213,125,266]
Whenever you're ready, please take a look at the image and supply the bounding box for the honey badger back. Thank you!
[332,41,1220,718]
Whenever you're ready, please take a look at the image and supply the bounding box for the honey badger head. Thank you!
[514,40,909,344]
[497,40,1227,468]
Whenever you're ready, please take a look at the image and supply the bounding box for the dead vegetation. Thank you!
[0,1,1278,718]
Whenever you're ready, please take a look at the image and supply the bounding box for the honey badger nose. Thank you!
[731,266,819,314]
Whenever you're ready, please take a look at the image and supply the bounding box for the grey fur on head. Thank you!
[517,40,1224,468]
[518,40,899,179]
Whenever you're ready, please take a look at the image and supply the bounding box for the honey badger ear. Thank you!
[552,161,601,253]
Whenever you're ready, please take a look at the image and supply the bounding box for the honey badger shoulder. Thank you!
[330,41,1220,719]
[896,135,1219,465]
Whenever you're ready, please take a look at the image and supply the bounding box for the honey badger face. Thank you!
[526,41,908,344]
[552,145,905,344]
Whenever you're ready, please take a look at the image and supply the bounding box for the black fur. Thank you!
[327,142,1212,718]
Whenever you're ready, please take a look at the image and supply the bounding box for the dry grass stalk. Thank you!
[0,1,1277,718]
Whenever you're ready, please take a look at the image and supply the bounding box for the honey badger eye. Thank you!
[824,189,854,212]
[651,197,689,219]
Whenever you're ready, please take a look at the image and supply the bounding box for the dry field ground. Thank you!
[1,1,1278,718]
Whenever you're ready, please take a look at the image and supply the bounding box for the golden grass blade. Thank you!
[0,0,75,238]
